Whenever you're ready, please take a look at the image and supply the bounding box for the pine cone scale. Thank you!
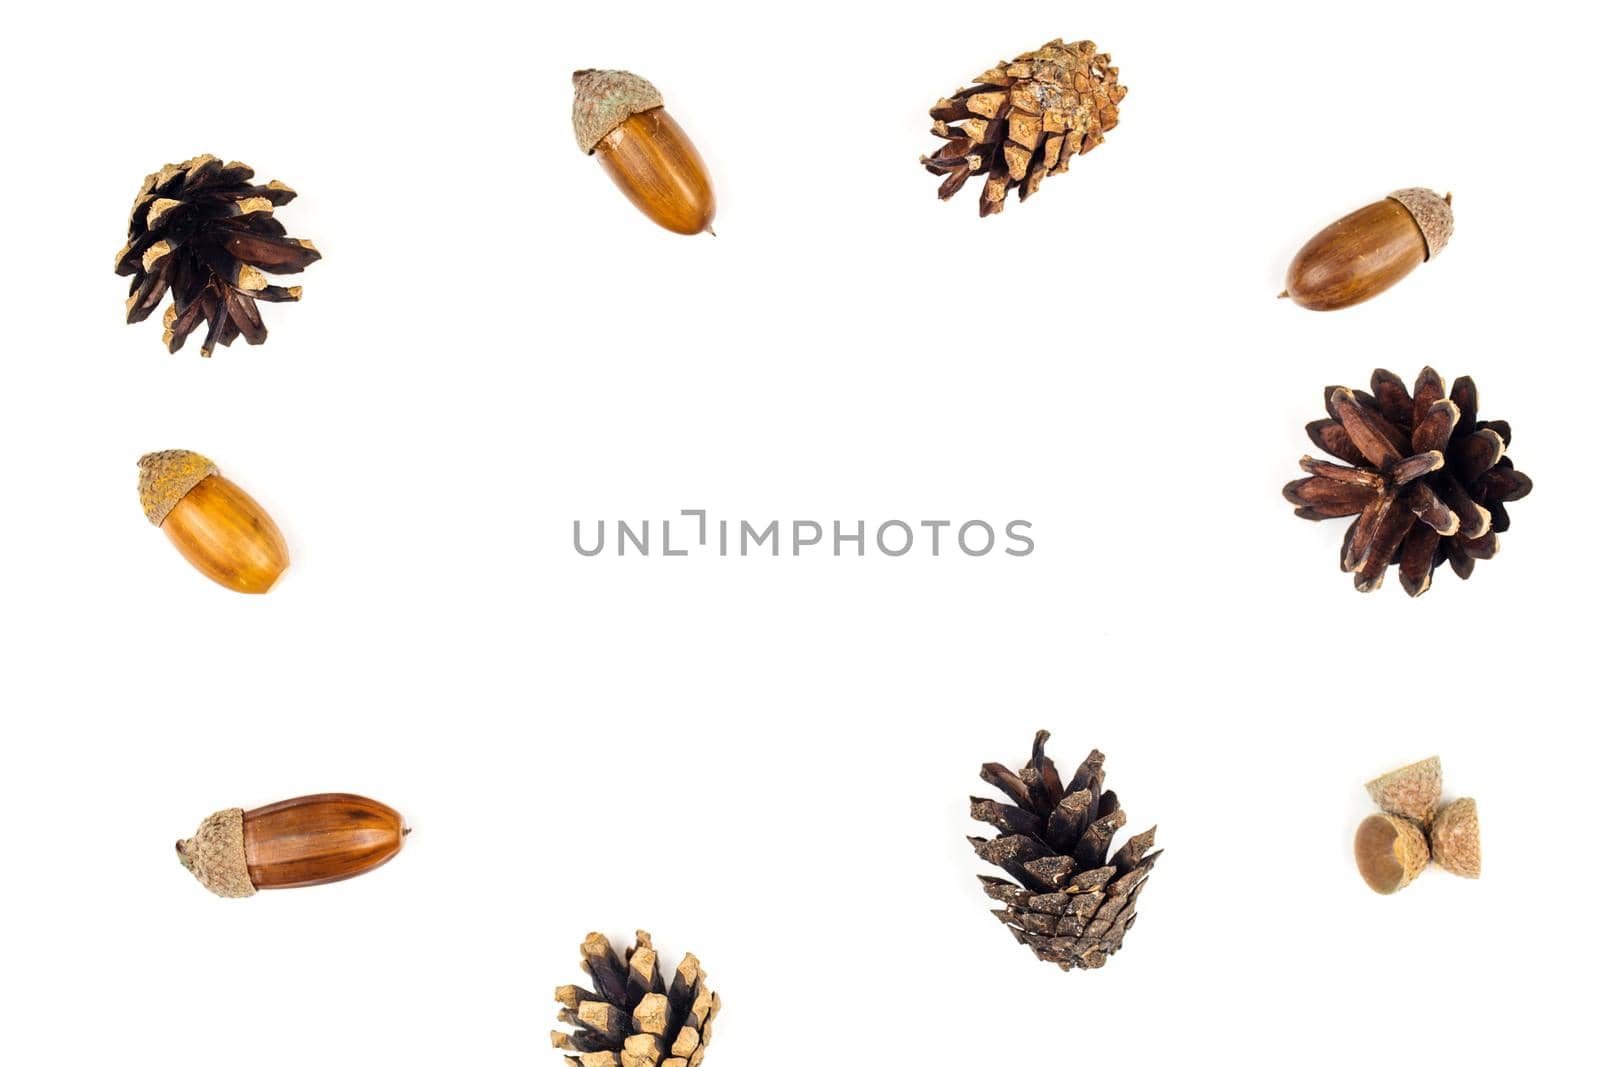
[1407,482,1457,534]
[1478,464,1531,501]
[1329,388,1405,467]
[1450,376,1479,427]
[1412,399,1460,453]
[1022,854,1075,885]
[1450,430,1503,483]
[221,231,321,273]
[1360,501,1417,591]
[979,762,1032,807]
[1371,368,1411,423]
[971,796,1043,836]
[1305,418,1366,467]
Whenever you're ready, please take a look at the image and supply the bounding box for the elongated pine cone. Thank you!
[970,731,1160,971]
[114,155,322,356]
[1284,368,1533,595]
[922,39,1125,217]
[553,931,719,1067]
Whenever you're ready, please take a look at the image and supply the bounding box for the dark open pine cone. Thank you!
[552,931,719,1067]
[1284,368,1533,595]
[114,155,321,357]
[970,731,1160,971]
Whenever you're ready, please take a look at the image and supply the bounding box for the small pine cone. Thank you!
[1284,367,1534,595]
[922,39,1126,217]
[114,155,322,357]
[552,931,720,1067]
[970,731,1160,971]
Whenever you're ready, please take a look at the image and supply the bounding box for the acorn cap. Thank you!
[1365,756,1443,827]
[1388,188,1453,260]
[1429,797,1481,879]
[138,450,218,526]
[1354,812,1430,895]
[175,807,256,898]
[572,69,664,154]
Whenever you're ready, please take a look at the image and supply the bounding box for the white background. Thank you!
[1,1,1595,1063]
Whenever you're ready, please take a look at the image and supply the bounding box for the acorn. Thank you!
[1281,188,1453,310]
[1354,812,1430,895]
[177,793,408,897]
[1364,756,1442,828]
[572,68,716,235]
[138,450,288,594]
[1429,797,1480,879]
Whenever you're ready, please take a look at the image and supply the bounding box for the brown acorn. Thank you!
[573,69,716,235]
[137,450,288,594]
[1429,798,1481,879]
[1282,188,1453,310]
[177,793,408,897]
[1354,812,1431,895]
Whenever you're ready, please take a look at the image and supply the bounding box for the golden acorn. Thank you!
[572,69,716,235]
[137,450,288,594]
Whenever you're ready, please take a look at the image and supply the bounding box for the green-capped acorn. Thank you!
[572,69,716,235]
[1282,188,1453,311]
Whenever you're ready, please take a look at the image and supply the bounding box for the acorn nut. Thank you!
[177,793,407,897]
[1429,797,1480,879]
[573,69,716,235]
[138,450,288,593]
[1282,188,1453,310]
[1354,812,1430,895]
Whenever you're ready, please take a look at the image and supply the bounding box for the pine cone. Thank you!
[922,39,1125,217]
[114,155,322,357]
[1284,367,1533,595]
[552,931,720,1067]
[970,731,1160,971]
